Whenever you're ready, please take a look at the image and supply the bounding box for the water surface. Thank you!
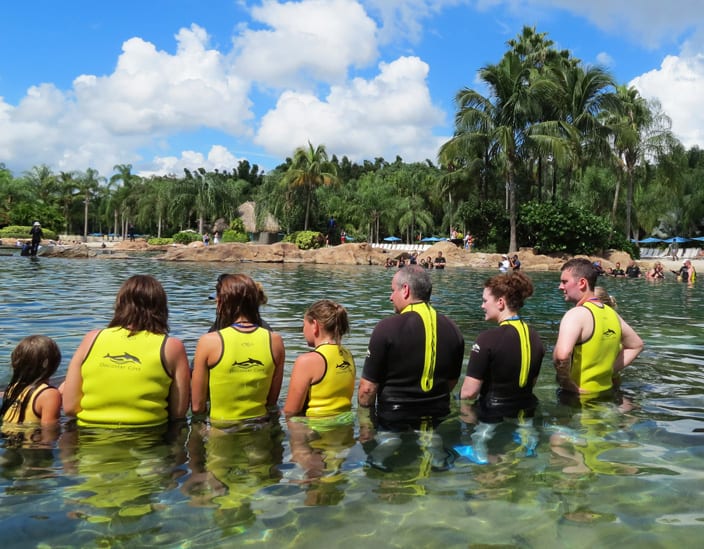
[0,254,703,547]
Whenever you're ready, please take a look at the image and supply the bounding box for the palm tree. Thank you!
[444,53,553,252]
[283,142,338,230]
[77,168,104,239]
[56,171,79,235]
[603,86,673,238]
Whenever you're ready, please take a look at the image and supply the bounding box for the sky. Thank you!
[1,0,703,179]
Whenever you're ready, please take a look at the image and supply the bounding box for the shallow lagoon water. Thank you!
[0,255,703,547]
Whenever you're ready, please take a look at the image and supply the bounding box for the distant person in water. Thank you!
[62,275,191,427]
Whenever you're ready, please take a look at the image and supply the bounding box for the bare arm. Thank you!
[357,377,378,408]
[266,332,285,409]
[613,316,644,373]
[191,333,218,415]
[283,352,323,417]
[553,308,589,393]
[62,329,100,417]
[460,376,482,400]
[35,386,62,426]
[164,336,191,420]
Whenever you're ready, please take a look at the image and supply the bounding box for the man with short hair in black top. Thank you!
[358,265,464,426]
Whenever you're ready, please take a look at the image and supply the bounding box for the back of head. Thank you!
[594,286,617,308]
[109,275,169,334]
[485,271,534,311]
[561,257,598,290]
[216,274,262,327]
[306,299,349,344]
[396,265,432,302]
[10,335,61,382]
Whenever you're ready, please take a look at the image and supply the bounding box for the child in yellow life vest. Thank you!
[1,335,62,427]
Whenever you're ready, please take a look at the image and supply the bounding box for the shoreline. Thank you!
[14,239,703,274]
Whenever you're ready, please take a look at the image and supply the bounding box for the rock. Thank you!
[41,244,97,258]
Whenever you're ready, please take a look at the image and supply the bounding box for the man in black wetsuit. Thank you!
[358,265,464,425]
[357,266,464,469]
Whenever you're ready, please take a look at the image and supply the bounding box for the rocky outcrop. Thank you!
[40,238,638,271]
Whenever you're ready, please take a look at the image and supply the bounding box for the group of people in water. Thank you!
[2,258,645,473]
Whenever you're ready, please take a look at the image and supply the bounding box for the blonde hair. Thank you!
[594,286,617,308]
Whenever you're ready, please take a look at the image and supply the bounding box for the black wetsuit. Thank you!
[29,226,43,256]
[466,322,544,422]
[362,309,464,426]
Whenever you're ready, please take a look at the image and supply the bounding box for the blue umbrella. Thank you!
[638,236,664,244]
[420,236,443,242]
[663,236,690,244]
[383,236,402,242]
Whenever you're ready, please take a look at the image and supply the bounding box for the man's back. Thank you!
[362,308,464,421]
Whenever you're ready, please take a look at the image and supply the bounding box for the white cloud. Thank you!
[233,0,378,89]
[144,145,243,177]
[525,0,702,49]
[630,54,704,148]
[595,51,613,67]
[255,56,445,162]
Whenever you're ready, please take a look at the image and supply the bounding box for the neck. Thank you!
[499,311,520,323]
[576,293,598,307]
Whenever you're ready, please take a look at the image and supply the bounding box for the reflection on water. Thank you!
[1,255,704,545]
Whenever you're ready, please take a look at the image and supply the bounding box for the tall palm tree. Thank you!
[77,168,104,239]
[602,86,673,238]
[283,142,338,230]
[444,53,553,252]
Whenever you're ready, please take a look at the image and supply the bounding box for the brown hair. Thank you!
[305,299,350,344]
[0,335,62,421]
[108,275,170,335]
[561,257,598,290]
[484,271,535,311]
[215,274,262,327]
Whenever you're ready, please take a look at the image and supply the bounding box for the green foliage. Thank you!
[608,232,639,259]
[229,217,246,233]
[519,201,612,255]
[221,229,249,243]
[456,199,509,251]
[147,237,173,245]
[172,230,201,245]
[0,225,58,240]
[283,230,325,250]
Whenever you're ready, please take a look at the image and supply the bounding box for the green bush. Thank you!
[519,201,612,255]
[172,230,201,245]
[221,229,249,243]
[147,237,173,246]
[283,231,325,250]
[0,225,58,241]
[229,218,246,233]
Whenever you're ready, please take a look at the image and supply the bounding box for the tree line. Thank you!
[2,27,703,254]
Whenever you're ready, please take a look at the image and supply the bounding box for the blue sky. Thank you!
[1,0,703,178]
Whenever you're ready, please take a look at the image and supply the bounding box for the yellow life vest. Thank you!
[571,301,622,393]
[305,344,356,418]
[79,327,170,427]
[208,326,276,423]
[2,382,49,424]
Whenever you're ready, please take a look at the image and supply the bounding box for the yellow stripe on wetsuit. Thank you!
[401,302,437,392]
[499,318,531,388]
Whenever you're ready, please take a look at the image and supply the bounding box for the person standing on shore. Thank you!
[29,221,43,256]
[554,258,643,395]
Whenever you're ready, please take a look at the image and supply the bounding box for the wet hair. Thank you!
[561,257,598,290]
[0,335,61,421]
[108,275,170,335]
[594,286,617,308]
[305,299,350,344]
[215,274,262,328]
[484,271,534,311]
[395,265,432,302]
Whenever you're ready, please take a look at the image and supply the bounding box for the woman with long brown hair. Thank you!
[62,275,190,427]
[191,274,285,425]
